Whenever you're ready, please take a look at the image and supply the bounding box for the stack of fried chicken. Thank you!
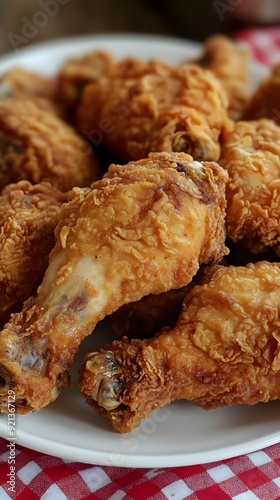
[0,35,280,433]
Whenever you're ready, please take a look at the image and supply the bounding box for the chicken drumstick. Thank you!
[79,261,280,433]
[0,152,228,414]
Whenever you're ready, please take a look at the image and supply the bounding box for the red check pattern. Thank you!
[1,29,280,500]
[234,26,280,67]
[1,439,280,499]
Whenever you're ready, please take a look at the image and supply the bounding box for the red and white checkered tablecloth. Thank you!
[1,439,280,499]
[1,28,280,500]
[234,26,280,66]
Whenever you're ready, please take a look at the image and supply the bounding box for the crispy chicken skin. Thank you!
[243,63,280,124]
[194,35,250,121]
[0,67,55,100]
[0,152,228,414]
[79,261,280,433]
[220,119,280,254]
[0,98,100,192]
[55,50,114,122]
[0,181,69,325]
[78,60,228,162]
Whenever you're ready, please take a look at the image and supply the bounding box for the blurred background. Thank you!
[0,0,279,55]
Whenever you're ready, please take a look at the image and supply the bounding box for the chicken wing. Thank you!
[78,59,228,162]
[79,261,280,433]
[220,119,280,254]
[194,35,250,121]
[0,152,228,414]
[0,98,100,192]
[0,181,69,325]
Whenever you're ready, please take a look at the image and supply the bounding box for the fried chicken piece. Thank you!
[220,119,280,254]
[112,256,230,339]
[79,261,280,433]
[0,67,55,101]
[55,50,114,122]
[194,35,250,121]
[0,181,69,325]
[0,98,101,192]
[0,152,228,414]
[243,63,280,124]
[78,59,228,162]
[111,286,188,339]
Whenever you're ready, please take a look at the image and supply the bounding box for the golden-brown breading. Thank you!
[243,63,280,124]
[111,257,230,339]
[78,59,228,162]
[55,50,114,122]
[194,35,250,121]
[111,286,188,339]
[220,119,280,254]
[0,67,55,100]
[0,98,101,192]
[0,152,228,414]
[79,261,280,433]
[0,181,69,324]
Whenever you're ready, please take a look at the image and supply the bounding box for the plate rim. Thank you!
[0,32,201,71]
[7,421,280,468]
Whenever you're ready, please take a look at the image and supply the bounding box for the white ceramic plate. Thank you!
[0,34,276,469]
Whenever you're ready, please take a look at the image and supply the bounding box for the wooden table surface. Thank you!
[0,0,175,55]
[0,0,238,56]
